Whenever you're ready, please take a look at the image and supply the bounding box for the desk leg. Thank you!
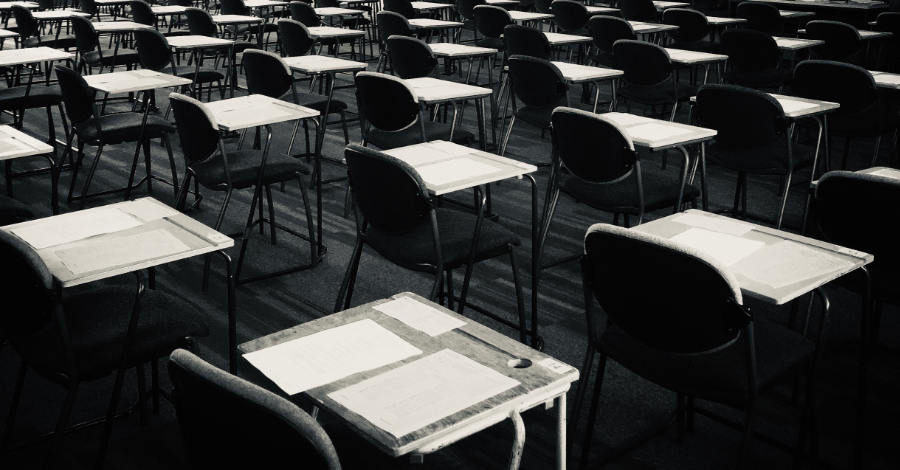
[700,143,708,211]
[527,174,540,349]
[507,409,526,470]
[477,96,487,152]
[557,393,567,470]
[124,91,153,201]
[216,250,237,375]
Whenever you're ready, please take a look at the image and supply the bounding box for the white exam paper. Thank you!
[373,296,466,336]
[670,213,754,236]
[328,349,519,438]
[428,140,474,156]
[625,122,692,142]
[243,319,422,395]
[118,198,179,222]
[731,240,854,289]
[0,137,33,157]
[777,99,818,114]
[415,157,501,186]
[385,146,453,166]
[602,113,655,126]
[669,227,765,266]
[11,208,142,250]
[53,228,191,275]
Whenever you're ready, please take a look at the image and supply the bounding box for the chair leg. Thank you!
[163,134,179,198]
[66,138,86,203]
[1,362,27,453]
[334,236,365,313]
[444,269,454,309]
[508,245,527,344]
[296,172,317,264]
[735,401,759,470]
[94,367,127,470]
[44,382,79,470]
[135,364,148,426]
[499,115,516,157]
[265,184,277,245]
[78,144,106,210]
[578,353,609,470]
[870,135,883,168]
[202,189,234,290]
[775,171,792,230]
[568,346,596,453]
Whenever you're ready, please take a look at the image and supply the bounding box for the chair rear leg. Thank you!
[296,172,317,263]
[508,245,526,344]
[1,362,27,453]
[265,184,277,245]
[735,402,759,470]
[334,236,365,312]
[78,145,106,209]
[578,353,609,470]
[44,382,79,470]
[94,367,127,470]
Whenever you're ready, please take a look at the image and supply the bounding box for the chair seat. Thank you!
[282,93,349,115]
[0,85,63,111]
[24,34,77,50]
[474,37,504,50]
[588,51,615,69]
[365,207,521,269]
[79,112,175,145]
[62,285,209,381]
[83,48,141,68]
[706,138,815,175]
[0,195,33,225]
[561,169,699,215]
[598,315,814,406]
[162,66,226,85]
[191,148,312,191]
[723,67,792,89]
[618,81,698,106]
[827,104,900,139]
[233,40,259,54]
[366,121,474,150]
[515,96,568,130]
[559,27,589,37]
[669,40,720,54]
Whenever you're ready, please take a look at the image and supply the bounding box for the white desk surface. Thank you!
[238,292,577,457]
[384,140,536,195]
[769,93,839,118]
[774,36,825,50]
[859,29,891,39]
[653,0,689,9]
[404,77,491,103]
[152,5,188,14]
[283,54,367,74]
[341,0,380,3]
[856,166,900,179]
[665,48,728,65]
[315,7,363,16]
[486,0,518,5]
[706,16,747,26]
[2,198,234,288]
[308,25,366,38]
[211,14,264,24]
[0,2,38,10]
[870,70,900,89]
[585,5,619,14]
[92,21,155,33]
[0,125,53,162]
[544,31,592,46]
[31,10,91,20]
[408,18,463,29]
[779,10,816,18]
[203,94,320,131]
[94,0,131,5]
[428,42,497,58]
[602,112,717,151]
[83,69,191,93]
[552,61,622,83]
[0,46,73,66]
[167,35,235,49]
[509,10,553,22]
[243,0,288,7]
[629,21,680,34]
[411,1,454,10]
[0,29,17,39]
[633,209,873,305]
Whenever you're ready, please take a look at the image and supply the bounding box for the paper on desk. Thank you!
[243,319,422,395]
[0,137,33,157]
[328,349,520,438]
[602,113,656,126]
[875,73,900,85]
[119,198,179,222]
[11,208,142,250]
[625,122,692,142]
[429,140,474,156]
[53,228,191,274]
[671,213,753,236]
[669,227,765,266]
[385,145,453,166]
[870,168,900,179]
[203,98,255,114]
[777,98,817,114]
[218,107,291,127]
[731,240,854,289]
[134,69,161,77]
[90,73,134,83]
[415,157,501,186]
[777,39,805,48]
[373,296,466,336]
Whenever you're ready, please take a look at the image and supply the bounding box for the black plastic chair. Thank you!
[587,15,636,69]
[290,0,322,27]
[375,11,417,72]
[736,1,782,35]
[133,28,226,101]
[612,39,697,121]
[472,4,511,51]
[131,0,190,37]
[71,15,140,74]
[185,7,257,60]
[457,0,485,41]
[383,0,418,20]
[805,20,864,65]
[386,35,438,79]
[720,29,791,91]
[168,349,343,470]
[875,12,900,71]
[55,65,179,209]
[663,8,714,52]
[11,5,76,50]
[573,222,824,470]
[793,60,898,170]
[618,0,658,23]
[0,196,33,225]
[0,230,209,470]
[334,144,527,342]
[318,0,372,32]
[169,92,317,283]
[551,0,590,36]
[277,18,316,57]
[693,84,801,229]
[503,24,552,60]
[500,55,568,158]
[534,0,553,15]
[220,0,279,45]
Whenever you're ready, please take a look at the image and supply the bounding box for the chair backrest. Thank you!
[618,0,658,23]
[80,0,99,17]
[551,107,638,185]
[813,171,900,274]
[876,12,900,48]
[473,5,512,39]
[11,6,38,39]
[169,0,194,6]
[38,0,56,11]
[134,28,175,72]
[720,29,780,72]
[507,55,567,108]
[220,0,251,15]
[290,0,322,27]
[185,7,219,37]
[551,0,589,33]
[54,65,97,129]
[71,15,100,54]
[384,0,416,19]
[243,49,293,99]
[457,0,486,22]
[278,19,315,57]
[793,60,878,118]
[355,71,422,133]
[534,0,553,14]
[736,2,781,34]
[130,0,157,27]
[504,24,552,60]
[386,35,437,79]
[805,20,862,62]
[582,223,748,354]
[694,84,787,151]
[663,8,709,44]
[613,39,673,87]
[343,144,433,235]
[316,0,340,8]
[377,11,413,40]
[0,230,72,383]
[588,15,636,55]
[169,92,223,166]
[167,349,342,470]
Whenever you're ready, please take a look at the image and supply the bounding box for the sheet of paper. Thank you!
[428,140,474,156]
[373,296,466,336]
[669,227,765,267]
[243,319,422,395]
[385,145,453,166]
[53,228,191,274]
[602,113,656,126]
[0,137,33,157]
[731,240,854,289]
[776,39,805,48]
[670,213,754,236]
[203,98,255,114]
[119,198,179,222]
[625,122,692,142]
[217,107,291,127]
[328,349,520,438]
[415,157,501,186]
[870,168,900,179]
[777,98,818,114]
[875,73,900,85]
[134,69,161,77]
[11,208,142,250]
[90,73,134,83]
